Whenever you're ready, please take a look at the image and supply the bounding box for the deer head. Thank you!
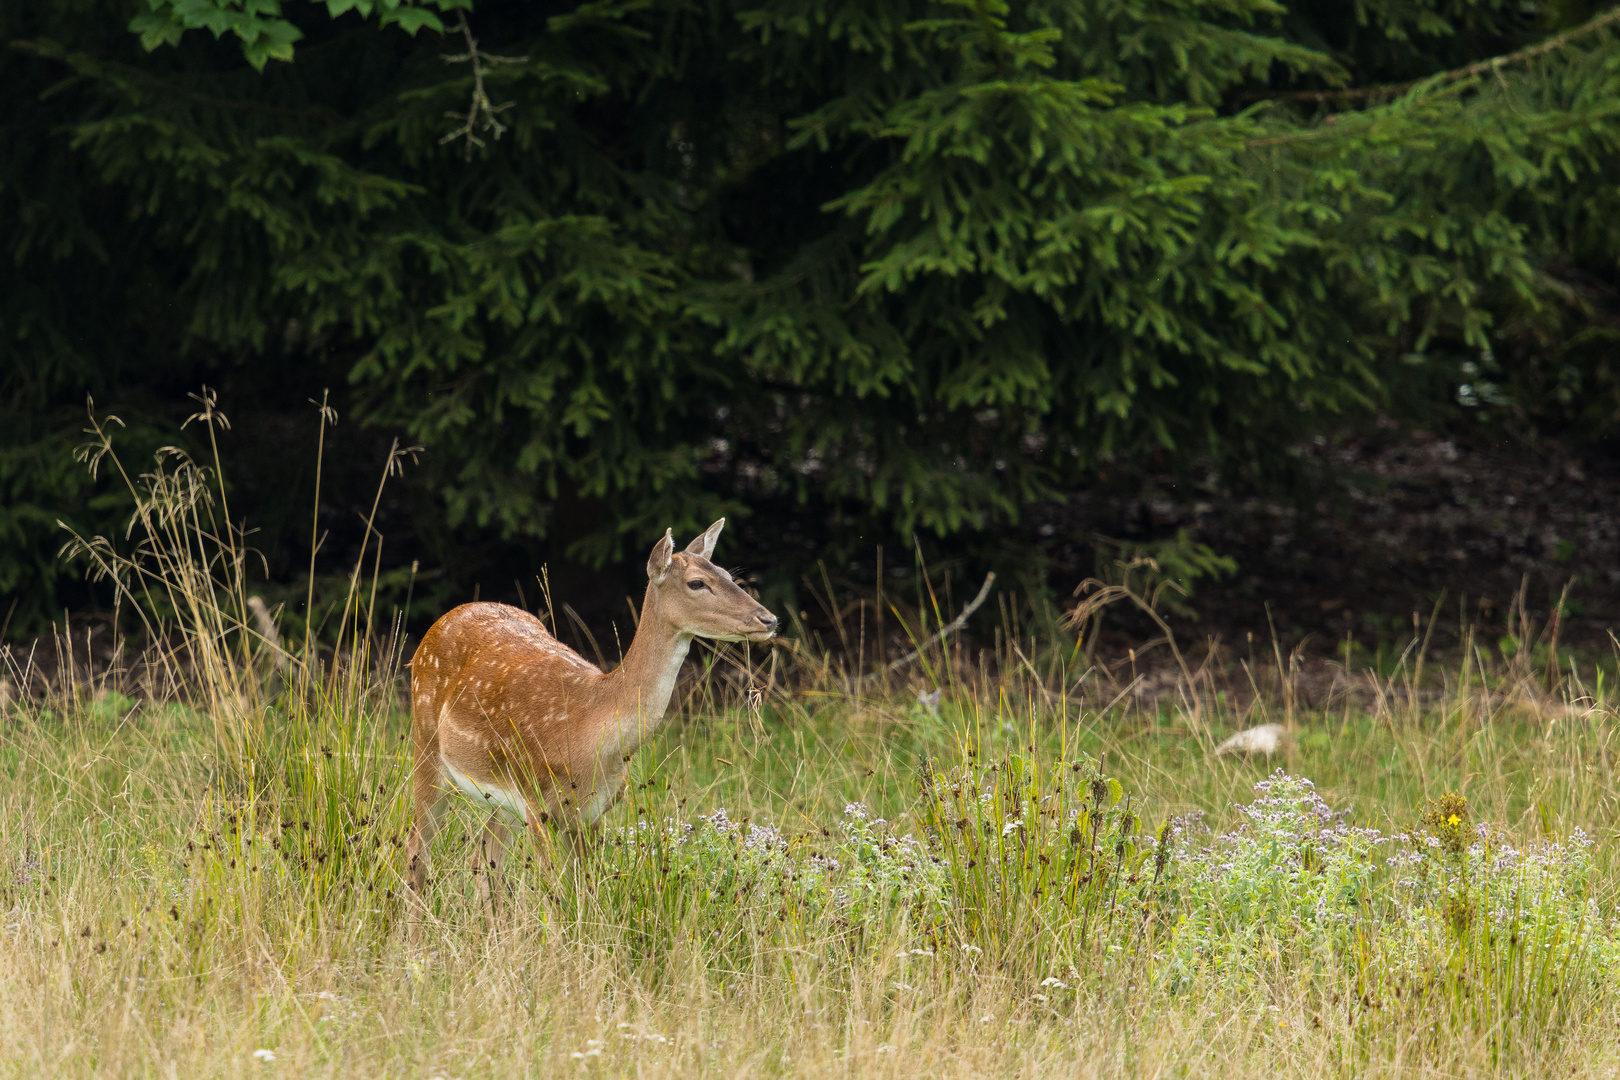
[645,519,777,642]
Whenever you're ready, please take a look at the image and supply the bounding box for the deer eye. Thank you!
[687,580,709,591]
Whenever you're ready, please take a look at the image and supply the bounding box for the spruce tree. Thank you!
[3,0,1618,629]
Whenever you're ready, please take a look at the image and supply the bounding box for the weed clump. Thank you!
[1421,790,1472,857]
[1159,771,1616,1064]
[915,748,1163,974]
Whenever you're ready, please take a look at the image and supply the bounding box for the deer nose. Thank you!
[757,611,779,632]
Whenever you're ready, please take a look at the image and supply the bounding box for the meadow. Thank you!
[3,433,1620,1078]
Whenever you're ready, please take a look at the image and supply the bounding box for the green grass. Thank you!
[3,657,1619,1078]
[7,417,1618,1077]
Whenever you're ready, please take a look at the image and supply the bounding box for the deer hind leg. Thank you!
[470,812,511,923]
[405,751,446,899]
[403,771,448,946]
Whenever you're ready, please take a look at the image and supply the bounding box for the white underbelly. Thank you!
[441,757,530,825]
[577,785,619,825]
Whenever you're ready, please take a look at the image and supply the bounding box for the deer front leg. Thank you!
[470,812,510,923]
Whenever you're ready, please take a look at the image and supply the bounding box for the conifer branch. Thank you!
[440,11,527,160]
[1241,5,1620,106]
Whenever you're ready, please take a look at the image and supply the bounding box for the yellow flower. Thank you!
[1447,814,1461,827]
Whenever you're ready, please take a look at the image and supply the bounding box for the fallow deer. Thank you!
[403,519,777,911]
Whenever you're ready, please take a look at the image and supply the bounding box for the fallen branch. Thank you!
[884,572,997,674]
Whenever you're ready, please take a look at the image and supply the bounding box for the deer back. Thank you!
[412,603,620,808]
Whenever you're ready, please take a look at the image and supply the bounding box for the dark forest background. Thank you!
[5,0,1620,653]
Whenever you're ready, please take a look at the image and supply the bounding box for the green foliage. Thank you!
[5,0,1620,630]
[1167,772,1617,1063]
[1383,808,1608,1060]
[915,745,1163,970]
[1166,773,1392,974]
[1093,529,1237,613]
[581,798,947,973]
[130,0,468,69]
[1421,789,1472,856]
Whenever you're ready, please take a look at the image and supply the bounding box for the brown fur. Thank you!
[403,520,775,913]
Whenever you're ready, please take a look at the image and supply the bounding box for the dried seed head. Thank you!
[1153,820,1175,880]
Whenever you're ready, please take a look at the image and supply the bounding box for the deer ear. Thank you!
[647,528,674,582]
[684,517,725,560]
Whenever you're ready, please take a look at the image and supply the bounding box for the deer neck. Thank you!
[597,585,691,757]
